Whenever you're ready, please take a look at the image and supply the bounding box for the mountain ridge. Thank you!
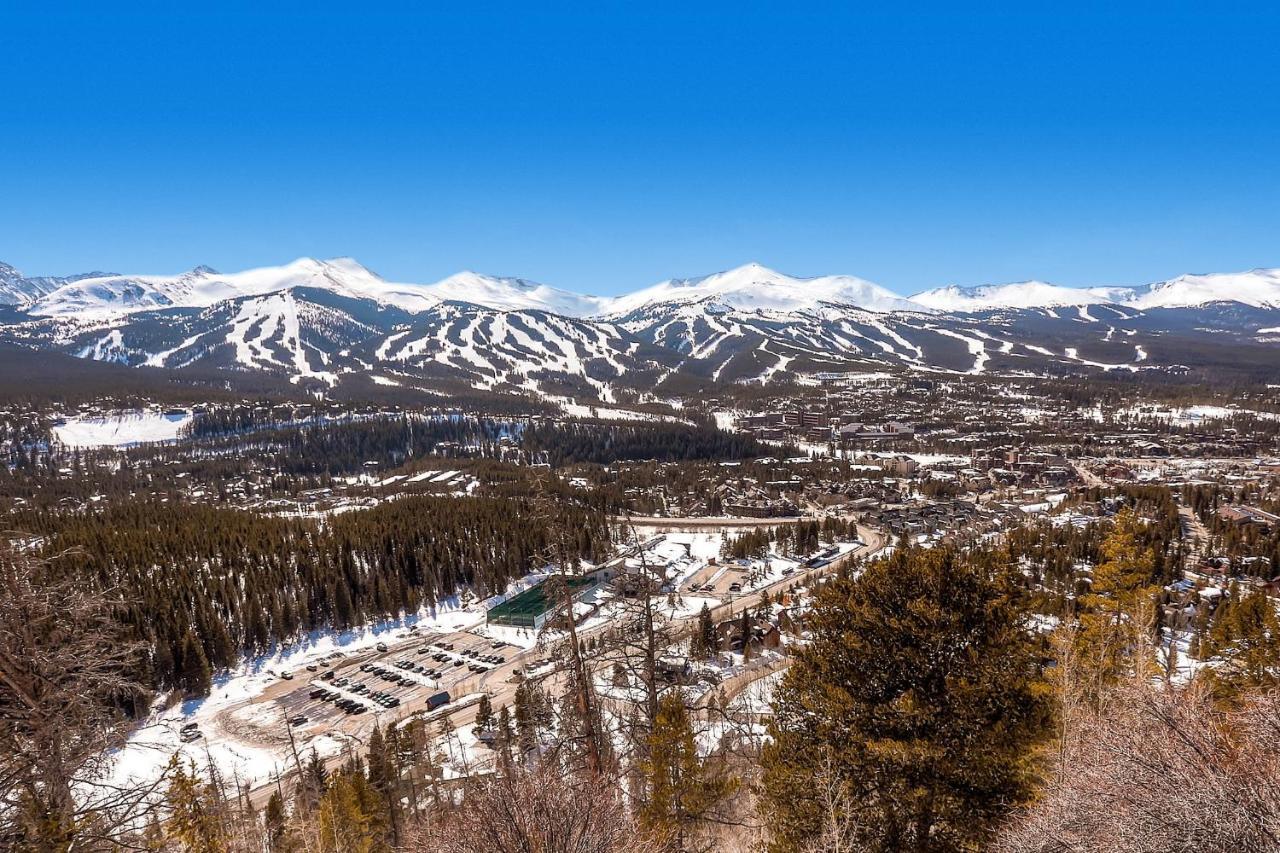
[2,256,1278,399]
[10,256,1280,318]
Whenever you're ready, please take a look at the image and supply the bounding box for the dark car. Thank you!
[425,691,449,711]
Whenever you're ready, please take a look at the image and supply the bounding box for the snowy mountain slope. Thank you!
[1126,268,1280,310]
[32,287,407,383]
[0,261,117,306]
[911,281,1133,312]
[13,286,677,396]
[27,257,443,318]
[912,268,1280,313]
[3,256,1280,396]
[605,263,930,317]
[24,257,610,319]
[424,271,611,317]
[360,303,677,399]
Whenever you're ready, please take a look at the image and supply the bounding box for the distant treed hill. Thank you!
[183,412,516,475]
[179,412,768,475]
[2,414,769,516]
[519,420,774,466]
[16,494,610,698]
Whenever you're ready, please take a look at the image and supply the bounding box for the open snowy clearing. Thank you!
[52,410,192,448]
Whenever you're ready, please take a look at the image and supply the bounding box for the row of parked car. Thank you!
[309,682,401,714]
[419,642,507,673]
[363,660,434,684]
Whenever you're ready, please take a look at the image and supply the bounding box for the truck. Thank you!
[426,691,451,712]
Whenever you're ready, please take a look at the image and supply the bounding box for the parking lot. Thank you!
[269,628,522,736]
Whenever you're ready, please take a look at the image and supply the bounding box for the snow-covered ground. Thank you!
[52,410,192,448]
[1083,403,1280,426]
[104,598,482,794]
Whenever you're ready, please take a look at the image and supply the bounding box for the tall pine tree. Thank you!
[761,545,1051,852]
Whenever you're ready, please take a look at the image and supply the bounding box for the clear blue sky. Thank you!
[2,3,1279,296]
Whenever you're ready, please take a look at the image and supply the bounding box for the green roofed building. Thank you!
[487,573,605,630]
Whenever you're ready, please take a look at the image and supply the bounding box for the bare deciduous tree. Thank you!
[0,544,159,849]
[997,677,1280,853]
[407,763,667,853]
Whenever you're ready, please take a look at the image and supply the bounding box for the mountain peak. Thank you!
[1133,267,1280,309]
[426,271,608,316]
[910,280,1122,312]
[607,264,928,316]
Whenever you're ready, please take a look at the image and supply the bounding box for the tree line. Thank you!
[13,494,610,697]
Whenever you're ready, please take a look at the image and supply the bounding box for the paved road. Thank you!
[1178,505,1210,565]
[1071,461,1105,489]
[617,514,843,529]
[238,522,886,806]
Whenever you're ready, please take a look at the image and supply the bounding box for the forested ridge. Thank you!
[14,494,610,697]
[520,420,770,466]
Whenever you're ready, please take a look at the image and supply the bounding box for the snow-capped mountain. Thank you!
[912,268,1280,313]
[27,257,443,318]
[911,281,1132,312]
[1126,268,1280,310]
[2,256,1278,398]
[606,262,928,316]
[0,262,116,306]
[425,271,611,317]
[32,285,677,398]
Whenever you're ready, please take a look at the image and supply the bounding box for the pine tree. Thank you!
[264,790,287,851]
[756,590,773,621]
[496,704,515,769]
[366,725,391,794]
[1074,508,1159,704]
[514,680,536,757]
[473,693,494,737]
[1206,587,1280,702]
[638,693,737,848]
[691,603,715,659]
[164,757,227,853]
[295,748,327,814]
[178,629,213,697]
[761,545,1051,853]
[315,771,385,853]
